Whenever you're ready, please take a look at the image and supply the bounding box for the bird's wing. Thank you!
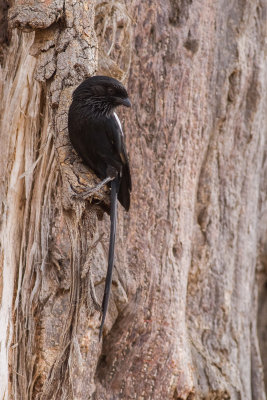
[106,113,132,210]
[106,114,128,168]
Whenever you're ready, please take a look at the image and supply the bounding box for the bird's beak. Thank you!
[121,98,131,108]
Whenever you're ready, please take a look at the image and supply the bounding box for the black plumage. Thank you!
[68,76,132,337]
[68,76,131,210]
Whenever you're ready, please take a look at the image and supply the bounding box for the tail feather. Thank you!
[99,176,120,338]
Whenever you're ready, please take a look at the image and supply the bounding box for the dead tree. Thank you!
[0,0,267,399]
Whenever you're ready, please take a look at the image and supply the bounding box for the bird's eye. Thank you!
[107,87,114,95]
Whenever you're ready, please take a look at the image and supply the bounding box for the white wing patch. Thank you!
[114,112,123,136]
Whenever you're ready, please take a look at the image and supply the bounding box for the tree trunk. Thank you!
[1,0,267,399]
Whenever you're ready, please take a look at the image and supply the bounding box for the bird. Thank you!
[68,76,132,338]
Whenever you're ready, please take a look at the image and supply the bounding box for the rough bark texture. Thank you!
[0,0,267,399]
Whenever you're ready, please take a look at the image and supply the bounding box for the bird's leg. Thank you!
[71,167,118,200]
[70,176,112,200]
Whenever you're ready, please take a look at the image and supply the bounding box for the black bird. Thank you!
[68,76,132,338]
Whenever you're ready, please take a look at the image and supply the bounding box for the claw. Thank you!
[70,176,114,200]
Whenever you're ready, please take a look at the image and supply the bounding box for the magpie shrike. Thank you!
[68,76,132,338]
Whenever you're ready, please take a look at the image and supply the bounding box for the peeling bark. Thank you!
[0,0,267,399]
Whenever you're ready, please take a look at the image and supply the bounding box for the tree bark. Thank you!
[0,0,267,399]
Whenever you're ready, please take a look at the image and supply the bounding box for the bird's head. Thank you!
[72,76,131,116]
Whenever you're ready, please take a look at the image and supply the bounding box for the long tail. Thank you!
[99,176,120,339]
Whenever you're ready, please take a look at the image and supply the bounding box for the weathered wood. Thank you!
[0,0,267,399]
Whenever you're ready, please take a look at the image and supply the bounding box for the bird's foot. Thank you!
[70,176,113,200]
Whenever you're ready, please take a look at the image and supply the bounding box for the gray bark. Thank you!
[0,0,267,399]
